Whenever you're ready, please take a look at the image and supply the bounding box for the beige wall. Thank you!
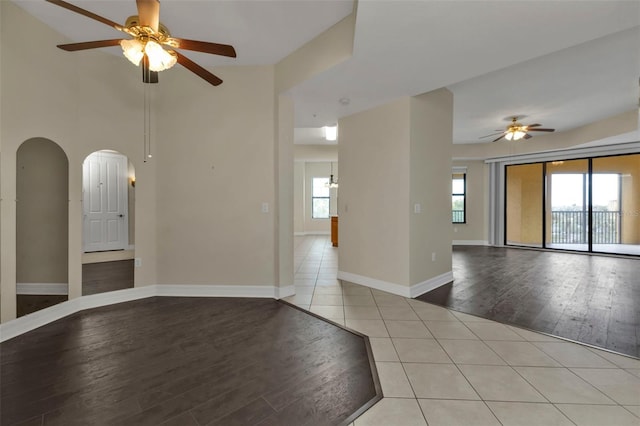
[275,95,295,289]
[409,90,453,285]
[152,65,278,286]
[16,139,68,284]
[293,145,338,162]
[275,12,355,93]
[0,1,288,321]
[339,97,412,285]
[1,1,158,320]
[293,162,305,234]
[452,160,488,243]
[339,90,455,291]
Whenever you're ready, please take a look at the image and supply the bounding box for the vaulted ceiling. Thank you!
[14,0,640,146]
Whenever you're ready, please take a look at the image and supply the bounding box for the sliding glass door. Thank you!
[505,153,639,256]
[592,154,640,255]
[546,159,589,252]
[506,163,543,247]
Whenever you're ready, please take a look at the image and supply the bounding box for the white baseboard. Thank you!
[1,286,155,342]
[337,271,411,297]
[17,283,68,295]
[275,285,296,299]
[453,240,489,246]
[409,271,454,298]
[337,270,453,298]
[1,284,295,342]
[156,284,278,298]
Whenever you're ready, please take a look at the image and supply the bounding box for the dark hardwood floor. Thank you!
[1,297,380,426]
[16,260,134,317]
[82,259,134,295]
[16,295,68,318]
[419,246,640,357]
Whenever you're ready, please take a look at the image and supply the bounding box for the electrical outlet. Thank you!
[134,258,142,267]
[431,252,436,262]
[262,202,269,213]
[414,203,421,214]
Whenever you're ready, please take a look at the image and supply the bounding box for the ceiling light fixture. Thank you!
[325,162,339,188]
[504,129,526,141]
[121,38,177,72]
[324,125,337,141]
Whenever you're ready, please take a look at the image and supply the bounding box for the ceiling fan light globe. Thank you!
[512,130,526,140]
[121,38,145,66]
[144,40,177,71]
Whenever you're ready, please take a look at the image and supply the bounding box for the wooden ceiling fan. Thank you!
[480,117,555,142]
[46,0,236,86]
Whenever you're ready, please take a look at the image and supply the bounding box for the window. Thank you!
[452,173,466,223]
[312,177,330,219]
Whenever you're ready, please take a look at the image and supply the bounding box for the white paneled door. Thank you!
[83,151,129,252]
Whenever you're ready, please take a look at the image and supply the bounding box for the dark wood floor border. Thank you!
[427,304,640,362]
[277,299,384,425]
[421,245,640,357]
[500,243,639,260]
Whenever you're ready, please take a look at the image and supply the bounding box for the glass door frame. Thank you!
[489,144,640,257]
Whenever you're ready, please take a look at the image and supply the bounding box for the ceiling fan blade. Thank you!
[170,38,237,58]
[57,39,123,51]
[175,52,223,86]
[529,128,555,132]
[480,131,505,139]
[524,133,533,139]
[525,123,541,128]
[136,0,160,32]
[45,0,124,31]
[492,135,506,142]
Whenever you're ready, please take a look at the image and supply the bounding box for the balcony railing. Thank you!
[452,210,464,223]
[551,210,620,244]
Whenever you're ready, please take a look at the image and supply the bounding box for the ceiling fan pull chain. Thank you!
[143,79,149,163]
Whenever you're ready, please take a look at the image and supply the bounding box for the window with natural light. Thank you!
[312,177,330,219]
[452,173,466,223]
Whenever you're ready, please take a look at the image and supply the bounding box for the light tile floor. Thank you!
[285,236,640,426]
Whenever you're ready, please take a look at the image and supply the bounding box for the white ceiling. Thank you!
[13,0,640,146]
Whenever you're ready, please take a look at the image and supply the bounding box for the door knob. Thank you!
[119,214,124,218]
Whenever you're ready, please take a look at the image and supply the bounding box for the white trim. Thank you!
[275,285,296,299]
[16,283,68,295]
[338,271,411,297]
[409,271,454,298]
[1,286,155,342]
[452,166,468,173]
[484,141,640,165]
[155,284,277,298]
[452,240,489,246]
[337,271,453,298]
[0,284,297,342]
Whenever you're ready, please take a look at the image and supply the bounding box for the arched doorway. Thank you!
[81,150,136,295]
[16,138,69,316]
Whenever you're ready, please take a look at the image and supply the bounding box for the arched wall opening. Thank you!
[16,138,69,317]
